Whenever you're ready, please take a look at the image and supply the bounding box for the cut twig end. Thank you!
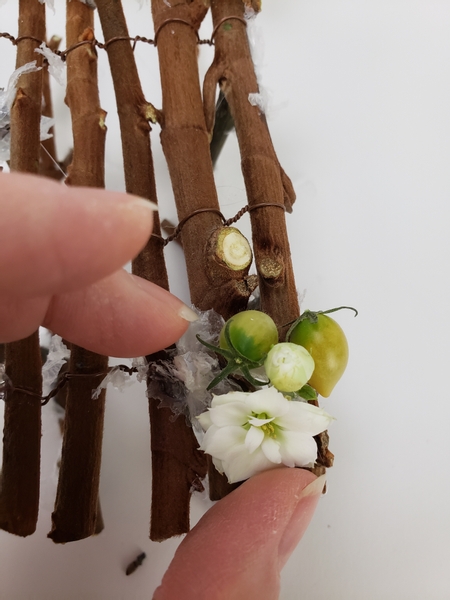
[214,227,252,271]
[258,257,283,281]
[144,102,163,125]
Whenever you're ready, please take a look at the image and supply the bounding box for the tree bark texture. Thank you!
[96,0,207,541]
[48,1,108,543]
[151,0,264,499]
[152,0,256,318]
[206,0,299,333]
[0,0,45,537]
[207,0,332,493]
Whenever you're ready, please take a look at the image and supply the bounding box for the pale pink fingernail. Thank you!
[128,196,159,211]
[278,474,326,568]
[178,304,199,322]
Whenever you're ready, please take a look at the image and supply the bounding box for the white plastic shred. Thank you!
[35,42,65,86]
[248,92,266,113]
[42,335,71,397]
[0,363,6,401]
[92,358,148,399]
[92,366,136,399]
[40,115,56,141]
[77,0,97,8]
[132,356,148,383]
[0,61,57,162]
[39,0,55,13]
[148,308,239,425]
[245,5,271,115]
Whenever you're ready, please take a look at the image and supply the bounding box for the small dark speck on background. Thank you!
[125,552,146,576]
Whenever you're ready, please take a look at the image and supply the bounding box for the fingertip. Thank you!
[0,172,156,297]
[154,468,321,600]
[44,271,193,358]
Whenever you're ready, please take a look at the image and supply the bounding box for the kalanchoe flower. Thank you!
[197,386,333,484]
[264,342,315,392]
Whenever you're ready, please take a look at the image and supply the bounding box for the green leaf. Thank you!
[207,361,239,391]
[297,384,318,401]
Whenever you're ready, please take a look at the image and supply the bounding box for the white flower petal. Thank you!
[211,391,251,406]
[199,385,334,484]
[223,447,277,484]
[276,401,333,435]
[197,410,213,431]
[209,402,249,427]
[245,426,265,453]
[261,437,282,463]
[212,457,225,474]
[279,431,318,467]
[245,386,289,417]
[201,425,246,459]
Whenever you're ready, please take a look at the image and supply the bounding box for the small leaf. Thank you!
[207,361,239,391]
[297,384,318,401]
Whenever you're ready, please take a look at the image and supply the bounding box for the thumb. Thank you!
[154,469,325,600]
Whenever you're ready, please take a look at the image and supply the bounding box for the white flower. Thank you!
[197,386,333,484]
[264,342,315,392]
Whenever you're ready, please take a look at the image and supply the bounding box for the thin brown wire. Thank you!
[152,202,286,246]
[210,16,247,42]
[153,18,201,46]
[0,364,137,406]
[14,34,44,46]
[1,16,248,58]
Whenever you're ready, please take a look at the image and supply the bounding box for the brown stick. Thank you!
[39,35,64,180]
[0,335,42,536]
[207,0,299,331]
[48,1,108,543]
[152,0,256,317]
[95,0,207,541]
[48,350,107,543]
[207,1,333,494]
[199,0,302,499]
[0,0,45,537]
[152,0,260,499]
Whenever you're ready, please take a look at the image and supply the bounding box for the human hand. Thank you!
[0,172,196,354]
[0,172,323,600]
[154,469,325,600]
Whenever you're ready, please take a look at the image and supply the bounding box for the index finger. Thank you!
[0,172,156,298]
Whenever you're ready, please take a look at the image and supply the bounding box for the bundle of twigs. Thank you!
[0,0,332,544]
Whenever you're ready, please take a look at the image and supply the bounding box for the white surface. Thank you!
[1,1,450,598]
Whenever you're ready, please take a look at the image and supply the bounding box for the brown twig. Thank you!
[199,0,304,500]
[0,0,45,537]
[48,350,107,543]
[0,336,43,536]
[152,0,257,318]
[48,1,108,543]
[96,0,207,542]
[207,0,299,333]
[152,0,260,500]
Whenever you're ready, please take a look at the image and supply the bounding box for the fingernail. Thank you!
[278,474,326,568]
[178,304,199,322]
[127,196,159,211]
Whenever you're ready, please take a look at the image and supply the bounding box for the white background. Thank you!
[1,1,450,598]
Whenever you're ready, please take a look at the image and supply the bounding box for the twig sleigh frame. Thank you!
[0,0,332,544]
